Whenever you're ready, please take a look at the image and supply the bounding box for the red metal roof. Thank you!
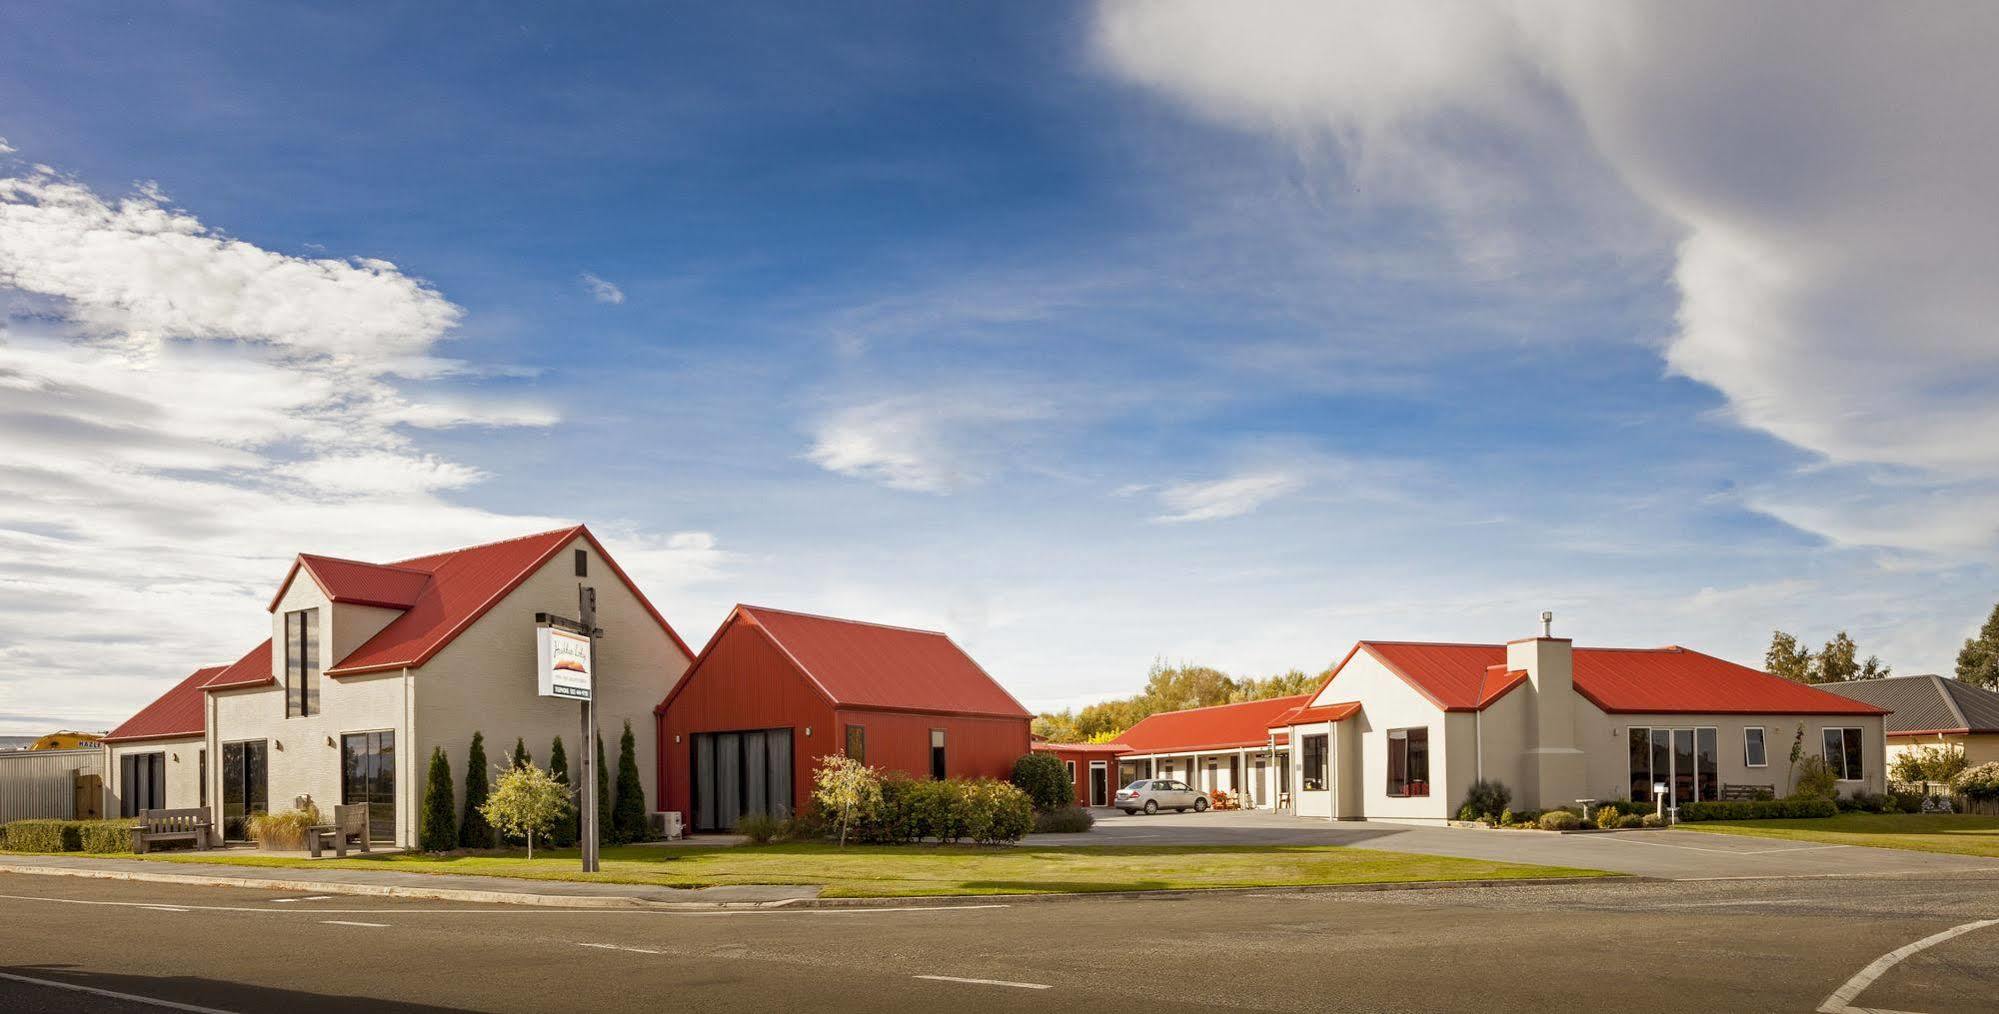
[1268,700,1361,728]
[1031,741,1130,755]
[328,525,693,675]
[717,605,1032,719]
[200,638,274,689]
[269,554,432,611]
[1117,694,1312,754]
[1343,641,1889,715]
[104,665,225,742]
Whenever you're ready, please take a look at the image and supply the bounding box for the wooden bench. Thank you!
[307,804,372,858]
[131,808,212,853]
[1719,784,1774,801]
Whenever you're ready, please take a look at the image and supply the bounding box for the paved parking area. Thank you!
[1033,808,1999,880]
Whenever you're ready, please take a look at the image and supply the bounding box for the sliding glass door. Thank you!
[341,731,396,841]
[221,740,268,840]
[689,728,794,832]
[1628,727,1719,807]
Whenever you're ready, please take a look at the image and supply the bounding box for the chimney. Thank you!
[1507,612,1585,809]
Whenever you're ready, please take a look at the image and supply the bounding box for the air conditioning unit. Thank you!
[649,810,684,840]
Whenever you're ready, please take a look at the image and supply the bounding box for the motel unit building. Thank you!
[101,526,694,846]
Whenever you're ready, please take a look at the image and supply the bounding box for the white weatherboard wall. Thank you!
[412,534,691,835]
[106,737,204,815]
[1572,706,1887,801]
[1308,650,1453,823]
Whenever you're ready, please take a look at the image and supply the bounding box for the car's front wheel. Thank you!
[1194,797,1210,812]
[1143,800,1158,815]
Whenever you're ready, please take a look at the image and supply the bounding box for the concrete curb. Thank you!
[0,860,1634,910]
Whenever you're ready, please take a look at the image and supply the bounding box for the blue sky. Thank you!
[4,4,1997,733]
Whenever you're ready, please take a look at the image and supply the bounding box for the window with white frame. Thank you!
[1301,734,1328,791]
[1823,727,1864,781]
[1744,727,1767,768]
[1386,727,1429,797]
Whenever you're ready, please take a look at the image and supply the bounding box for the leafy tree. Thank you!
[1958,602,1999,690]
[1766,631,1814,684]
[547,736,577,848]
[1229,668,1318,703]
[1009,753,1073,812]
[459,731,495,849]
[419,747,456,852]
[478,763,571,859]
[511,737,530,770]
[1033,658,1334,742]
[812,754,883,847]
[594,733,611,846]
[611,720,647,844]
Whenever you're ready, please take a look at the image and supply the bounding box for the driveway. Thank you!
[1032,808,1999,880]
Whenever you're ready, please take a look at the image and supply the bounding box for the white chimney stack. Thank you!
[1508,614,1584,810]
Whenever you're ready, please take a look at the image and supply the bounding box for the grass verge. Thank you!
[54,843,1612,898]
[1682,812,1999,859]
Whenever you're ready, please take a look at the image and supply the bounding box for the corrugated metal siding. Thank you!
[657,617,836,821]
[1118,695,1313,753]
[742,607,1030,718]
[834,708,1030,783]
[0,748,103,822]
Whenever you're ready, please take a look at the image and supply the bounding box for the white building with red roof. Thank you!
[101,525,694,846]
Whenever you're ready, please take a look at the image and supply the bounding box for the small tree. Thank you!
[1786,722,1806,793]
[547,736,577,848]
[420,747,457,852]
[812,754,883,847]
[611,720,647,844]
[1958,603,1999,690]
[1791,755,1838,801]
[512,737,531,770]
[1009,753,1073,812]
[595,733,611,846]
[479,763,572,859]
[459,732,496,849]
[1766,631,1814,684]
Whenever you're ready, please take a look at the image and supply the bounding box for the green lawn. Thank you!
[97,842,1611,898]
[1683,813,1999,859]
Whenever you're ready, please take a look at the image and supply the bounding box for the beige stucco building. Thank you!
[102,526,693,846]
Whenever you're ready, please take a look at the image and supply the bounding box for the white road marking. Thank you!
[268,895,336,903]
[1676,867,1999,882]
[319,920,389,927]
[0,970,240,1013]
[579,942,665,955]
[914,975,1052,990]
[0,892,1007,917]
[1819,918,1999,1013]
[1650,898,1813,908]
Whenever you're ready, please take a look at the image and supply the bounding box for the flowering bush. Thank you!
[1953,761,1999,801]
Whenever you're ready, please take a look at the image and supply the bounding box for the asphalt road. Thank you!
[4,871,1998,1013]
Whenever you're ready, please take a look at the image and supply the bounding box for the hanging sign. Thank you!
[537,626,593,700]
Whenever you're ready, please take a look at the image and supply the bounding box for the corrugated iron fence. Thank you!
[0,747,103,822]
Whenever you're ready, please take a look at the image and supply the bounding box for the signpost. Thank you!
[537,585,601,873]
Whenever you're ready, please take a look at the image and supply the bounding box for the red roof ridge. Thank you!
[737,603,949,638]
[1133,693,1313,717]
[386,524,586,567]
[296,552,430,576]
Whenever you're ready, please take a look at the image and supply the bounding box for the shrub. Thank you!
[460,731,495,849]
[546,736,577,848]
[595,733,611,845]
[1889,789,1926,814]
[783,809,827,842]
[1954,761,1999,801]
[1790,755,1838,801]
[1538,810,1583,831]
[1839,791,1893,814]
[1498,808,1513,826]
[1,819,135,853]
[1641,812,1665,828]
[421,746,457,852]
[905,778,967,843]
[611,721,648,844]
[812,754,884,846]
[1033,806,1096,834]
[1892,743,1968,784]
[248,804,321,850]
[1509,809,1543,825]
[736,812,784,845]
[479,762,572,858]
[963,779,1033,845]
[1614,813,1644,829]
[1010,753,1075,812]
[1460,780,1512,823]
[1456,804,1477,822]
[1676,798,1838,821]
[511,737,531,770]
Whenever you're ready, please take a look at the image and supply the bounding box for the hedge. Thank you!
[1675,798,1837,822]
[1,818,137,853]
[829,775,1034,846]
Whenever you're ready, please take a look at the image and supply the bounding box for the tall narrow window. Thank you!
[1696,727,1718,802]
[1301,734,1328,791]
[199,749,208,808]
[1628,727,1652,802]
[929,729,947,780]
[843,725,865,764]
[119,752,166,817]
[1744,727,1768,768]
[284,608,320,718]
[1823,728,1864,780]
[574,549,588,577]
[1387,728,1430,797]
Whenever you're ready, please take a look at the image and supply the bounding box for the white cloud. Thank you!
[581,272,625,304]
[0,137,15,155]
[1153,469,1304,523]
[0,166,719,734]
[1093,2,1999,554]
[805,395,1052,494]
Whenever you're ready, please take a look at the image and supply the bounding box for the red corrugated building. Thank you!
[655,605,1033,832]
[1030,741,1130,807]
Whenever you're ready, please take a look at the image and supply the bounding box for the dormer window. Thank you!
[284,608,320,718]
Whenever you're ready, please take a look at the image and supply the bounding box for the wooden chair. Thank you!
[307,804,372,858]
[131,808,212,853]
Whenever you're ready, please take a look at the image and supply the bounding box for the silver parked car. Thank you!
[1115,779,1210,815]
